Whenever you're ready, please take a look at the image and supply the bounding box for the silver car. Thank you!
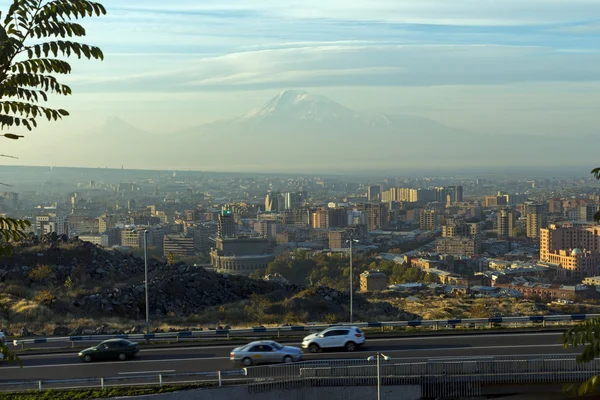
[230,340,303,366]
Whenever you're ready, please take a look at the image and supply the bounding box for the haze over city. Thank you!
[0,0,599,171]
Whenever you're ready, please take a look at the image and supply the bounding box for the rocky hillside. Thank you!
[0,234,301,320]
[0,234,420,334]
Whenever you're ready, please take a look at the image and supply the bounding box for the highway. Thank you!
[0,332,578,382]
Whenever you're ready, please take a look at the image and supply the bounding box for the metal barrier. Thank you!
[0,370,248,393]
[0,354,598,398]
[245,354,600,398]
[12,313,598,348]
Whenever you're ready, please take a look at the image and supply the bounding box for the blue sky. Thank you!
[1,0,600,168]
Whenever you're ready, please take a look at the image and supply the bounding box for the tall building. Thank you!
[265,192,283,212]
[540,222,600,279]
[525,202,547,239]
[497,209,517,239]
[357,203,388,231]
[442,222,471,238]
[35,213,68,236]
[367,185,382,202]
[578,204,599,222]
[282,208,311,228]
[311,208,329,229]
[328,207,348,228]
[420,210,437,230]
[217,211,236,238]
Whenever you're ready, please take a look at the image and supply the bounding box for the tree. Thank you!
[563,319,600,395]
[561,168,600,395]
[244,294,270,326]
[165,252,178,265]
[0,0,106,365]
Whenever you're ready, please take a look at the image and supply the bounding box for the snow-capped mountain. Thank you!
[65,90,597,172]
[236,89,365,123]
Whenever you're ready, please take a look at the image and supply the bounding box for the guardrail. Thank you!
[1,354,598,398]
[246,354,600,398]
[12,313,599,349]
[0,370,248,393]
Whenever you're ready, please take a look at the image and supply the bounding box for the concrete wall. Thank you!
[113,385,421,400]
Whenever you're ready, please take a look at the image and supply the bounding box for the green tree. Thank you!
[563,319,600,395]
[0,0,106,366]
[165,252,178,265]
[561,168,600,395]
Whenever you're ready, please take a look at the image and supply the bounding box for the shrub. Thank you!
[28,264,52,282]
[34,290,55,306]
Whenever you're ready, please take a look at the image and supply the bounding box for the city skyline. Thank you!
[0,0,599,171]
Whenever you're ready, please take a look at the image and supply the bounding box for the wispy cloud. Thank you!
[61,44,600,92]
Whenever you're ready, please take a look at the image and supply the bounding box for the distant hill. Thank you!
[172,89,593,172]
[62,90,597,172]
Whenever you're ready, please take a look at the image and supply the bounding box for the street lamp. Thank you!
[346,239,359,324]
[368,352,391,400]
[143,229,150,336]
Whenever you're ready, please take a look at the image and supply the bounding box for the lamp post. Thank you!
[143,229,150,336]
[368,352,391,400]
[347,239,359,324]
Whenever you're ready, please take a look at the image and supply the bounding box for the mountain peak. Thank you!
[240,89,358,122]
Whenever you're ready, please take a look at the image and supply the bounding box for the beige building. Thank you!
[420,210,437,231]
[436,237,481,257]
[360,270,388,292]
[312,208,329,229]
[121,228,142,248]
[497,209,517,239]
[328,231,343,249]
[526,202,547,239]
[540,222,600,279]
[163,234,195,257]
[583,276,600,286]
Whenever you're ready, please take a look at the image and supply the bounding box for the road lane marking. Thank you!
[2,343,571,370]
[16,332,564,358]
[119,370,175,375]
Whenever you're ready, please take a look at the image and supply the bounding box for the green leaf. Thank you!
[3,133,24,139]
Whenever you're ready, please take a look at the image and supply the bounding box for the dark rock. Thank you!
[53,326,70,336]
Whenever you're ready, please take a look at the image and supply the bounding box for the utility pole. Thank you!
[144,230,150,336]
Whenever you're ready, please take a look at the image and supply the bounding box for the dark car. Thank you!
[78,339,139,362]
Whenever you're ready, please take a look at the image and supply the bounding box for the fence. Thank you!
[12,313,599,349]
[1,354,598,398]
[0,370,248,393]
[245,354,600,398]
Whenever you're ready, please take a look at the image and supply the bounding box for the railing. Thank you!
[245,354,600,398]
[0,370,248,393]
[12,313,598,349]
[1,354,598,398]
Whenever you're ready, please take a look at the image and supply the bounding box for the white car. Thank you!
[302,326,366,353]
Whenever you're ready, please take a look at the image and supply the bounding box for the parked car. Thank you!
[230,340,303,366]
[78,339,139,362]
[301,326,365,353]
[0,332,5,344]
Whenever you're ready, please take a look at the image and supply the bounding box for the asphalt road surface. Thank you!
[0,332,577,383]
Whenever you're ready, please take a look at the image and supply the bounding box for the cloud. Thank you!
[106,0,600,26]
[555,21,600,34]
[62,44,600,93]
